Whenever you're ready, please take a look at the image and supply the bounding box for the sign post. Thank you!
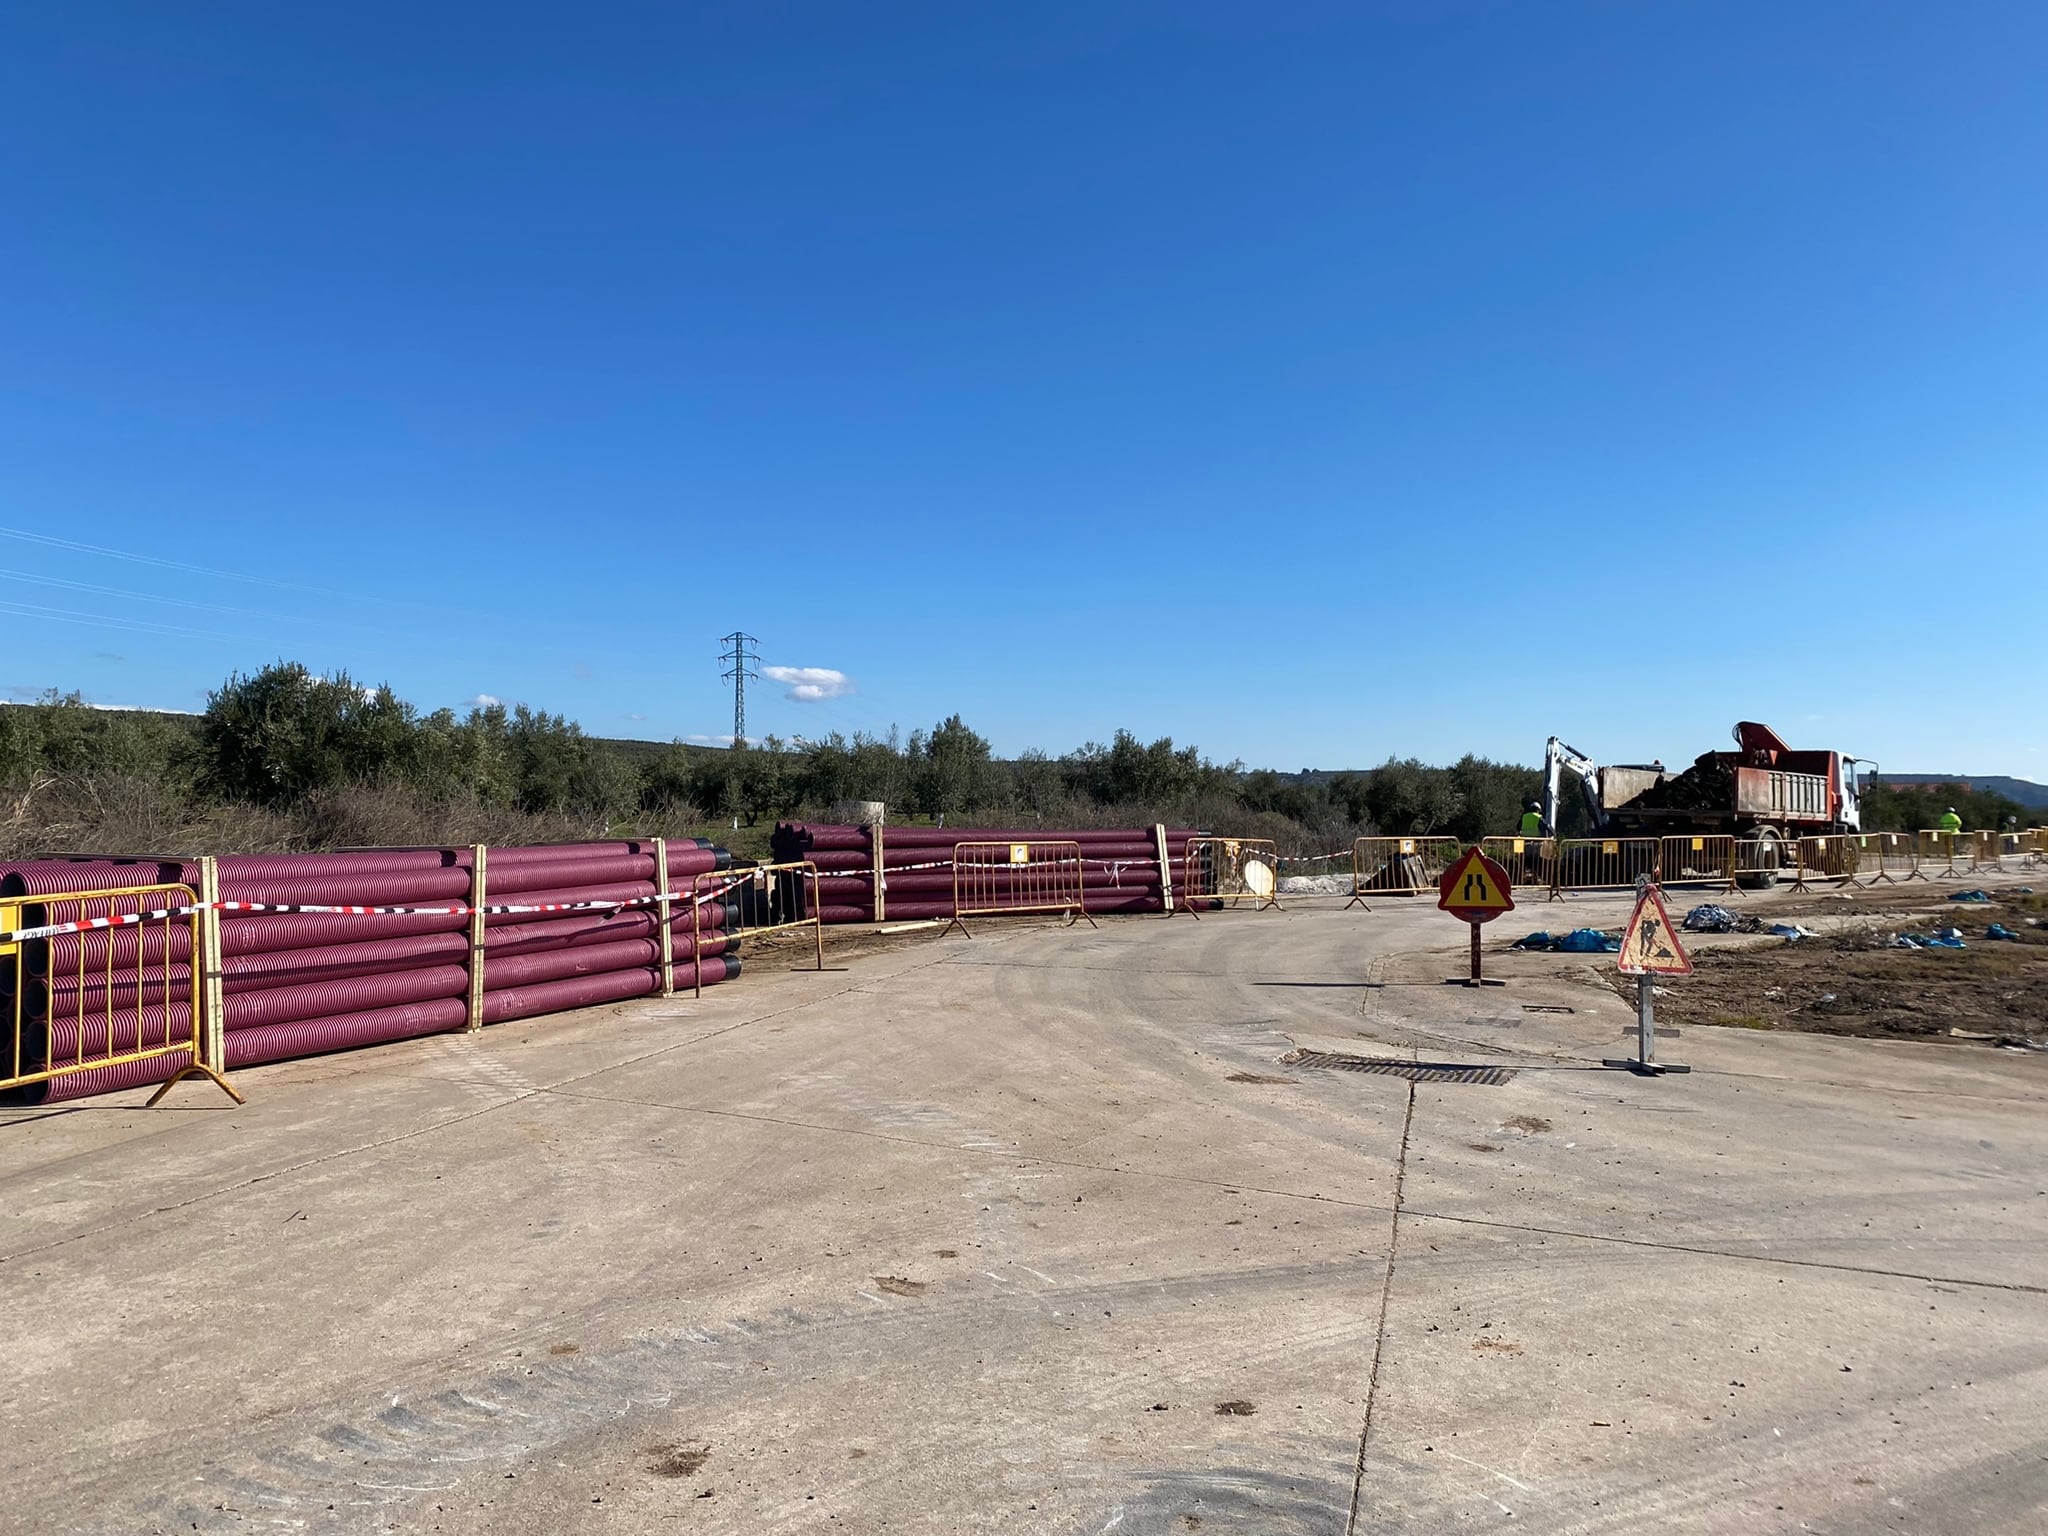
[1604,881,1693,1076]
[1437,846,1515,987]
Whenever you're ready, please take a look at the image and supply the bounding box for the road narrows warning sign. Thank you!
[1438,847,1515,986]
[1436,847,1515,922]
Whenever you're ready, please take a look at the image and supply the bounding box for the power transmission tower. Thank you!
[719,632,759,746]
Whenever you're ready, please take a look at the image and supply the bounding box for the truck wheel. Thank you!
[1736,827,1781,890]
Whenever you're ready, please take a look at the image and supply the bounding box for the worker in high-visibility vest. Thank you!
[1517,801,1546,886]
[1938,806,1964,838]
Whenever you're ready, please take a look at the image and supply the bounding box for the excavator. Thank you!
[1543,722,1870,888]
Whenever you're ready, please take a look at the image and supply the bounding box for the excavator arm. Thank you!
[1543,737,1602,834]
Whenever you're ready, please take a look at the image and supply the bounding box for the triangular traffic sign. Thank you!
[1617,884,1692,976]
[1438,846,1515,919]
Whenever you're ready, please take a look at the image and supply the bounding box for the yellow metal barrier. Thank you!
[946,841,1094,937]
[1,883,239,1106]
[690,860,824,996]
[1917,830,1971,879]
[1347,836,1463,908]
[1788,834,1868,892]
[1657,835,1736,891]
[1477,836,1559,894]
[1553,837,1660,893]
[1869,830,1923,882]
[1733,836,1789,888]
[1174,837,1281,918]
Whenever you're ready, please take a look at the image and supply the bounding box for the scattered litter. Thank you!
[1815,992,1837,1005]
[1904,929,1968,950]
[1985,923,2021,942]
[1681,903,1763,933]
[1683,904,1738,933]
[1946,890,1992,903]
[1509,929,1619,953]
[1558,928,1620,953]
[1889,933,1923,949]
[1768,923,1819,942]
[1763,986,1785,999]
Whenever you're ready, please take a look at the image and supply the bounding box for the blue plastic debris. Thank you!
[1510,932,1557,951]
[1557,928,1621,953]
[1986,923,2021,941]
[1947,890,1991,903]
[1923,928,1967,949]
[1684,904,1738,933]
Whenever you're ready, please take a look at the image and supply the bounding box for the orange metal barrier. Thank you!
[1174,837,1281,917]
[1,882,240,1106]
[689,860,824,997]
[1477,836,1559,894]
[946,841,1094,937]
[1552,837,1660,893]
[1347,836,1463,908]
[1657,835,1736,891]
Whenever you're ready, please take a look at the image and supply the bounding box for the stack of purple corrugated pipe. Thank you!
[3,840,739,1104]
[769,823,1200,923]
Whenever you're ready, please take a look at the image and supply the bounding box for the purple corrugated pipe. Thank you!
[480,956,735,1025]
[220,868,475,906]
[41,908,736,1010]
[31,1050,203,1105]
[223,998,470,1069]
[43,964,473,1057]
[1,860,188,897]
[216,850,462,880]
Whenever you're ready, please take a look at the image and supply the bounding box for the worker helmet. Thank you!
[1525,800,1540,812]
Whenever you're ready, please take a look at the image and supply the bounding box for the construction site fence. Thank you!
[689,860,824,997]
[1656,834,1735,888]
[1347,837,1463,907]
[1174,837,1281,917]
[1475,837,1558,893]
[945,841,1095,937]
[0,877,241,1108]
[1550,837,1662,894]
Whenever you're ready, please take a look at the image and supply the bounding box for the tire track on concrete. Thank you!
[1346,1079,1417,1535]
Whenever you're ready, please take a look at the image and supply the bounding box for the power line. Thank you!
[719,632,759,747]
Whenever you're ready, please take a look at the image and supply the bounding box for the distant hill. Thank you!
[1867,774,2048,809]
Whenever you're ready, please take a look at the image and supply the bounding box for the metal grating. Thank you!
[1280,1051,1515,1085]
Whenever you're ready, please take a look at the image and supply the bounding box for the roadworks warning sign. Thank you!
[1617,885,1692,976]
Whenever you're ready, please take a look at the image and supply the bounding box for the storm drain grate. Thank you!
[1280,1051,1515,1085]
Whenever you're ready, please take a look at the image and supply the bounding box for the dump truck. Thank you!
[1543,722,1869,887]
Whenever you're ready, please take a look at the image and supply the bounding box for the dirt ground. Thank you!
[1614,885,2048,1048]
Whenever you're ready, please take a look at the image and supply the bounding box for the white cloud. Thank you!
[465,693,502,709]
[762,664,853,703]
[688,733,738,746]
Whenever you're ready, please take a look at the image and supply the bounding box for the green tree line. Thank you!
[0,663,2029,856]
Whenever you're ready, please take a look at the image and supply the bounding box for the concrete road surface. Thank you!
[3,891,2044,1534]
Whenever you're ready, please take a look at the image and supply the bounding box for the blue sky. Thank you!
[2,2,2043,775]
